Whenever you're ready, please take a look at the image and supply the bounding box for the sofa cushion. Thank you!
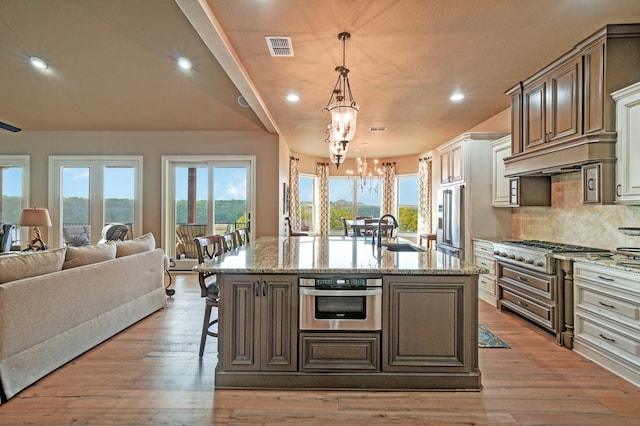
[0,247,66,283]
[62,241,117,269]
[115,232,155,257]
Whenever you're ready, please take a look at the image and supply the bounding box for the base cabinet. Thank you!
[382,275,478,373]
[219,274,297,372]
[573,262,640,387]
[473,239,497,306]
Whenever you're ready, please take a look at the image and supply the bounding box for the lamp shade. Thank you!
[18,208,52,227]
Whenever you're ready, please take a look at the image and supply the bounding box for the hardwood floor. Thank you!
[1,272,639,425]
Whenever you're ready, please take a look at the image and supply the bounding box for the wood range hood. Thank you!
[504,23,640,178]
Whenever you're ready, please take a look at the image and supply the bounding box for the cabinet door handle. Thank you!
[254,281,260,297]
[587,178,595,191]
[262,280,267,297]
[597,275,615,282]
[616,184,622,197]
[598,301,615,309]
[599,333,616,343]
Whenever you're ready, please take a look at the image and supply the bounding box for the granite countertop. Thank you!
[554,252,640,274]
[193,236,488,275]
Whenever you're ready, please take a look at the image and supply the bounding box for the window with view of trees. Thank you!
[397,175,418,233]
[299,175,315,232]
[0,156,29,247]
[328,177,381,232]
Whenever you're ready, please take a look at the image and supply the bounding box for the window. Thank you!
[397,175,418,233]
[299,174,315,233]
[162,155,255,269]
[329,177,381,233]
[49,156,143,247]
[0,155,29,248]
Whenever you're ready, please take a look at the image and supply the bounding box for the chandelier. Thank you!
[324,31,359,167]
[346,144,382,194]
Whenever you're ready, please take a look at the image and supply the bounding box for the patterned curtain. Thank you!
[418,156,433,234]
[381,162,396,216]
[288,156,301,230]
[316,162,330,237]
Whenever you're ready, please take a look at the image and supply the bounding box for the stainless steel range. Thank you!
[493,240,609,274]
[493,240,609,348]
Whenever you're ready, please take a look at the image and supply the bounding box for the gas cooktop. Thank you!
[498,240,610,253]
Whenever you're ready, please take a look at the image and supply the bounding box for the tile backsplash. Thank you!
[512,172,640,250]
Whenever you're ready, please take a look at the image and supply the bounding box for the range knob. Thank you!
[493,250,501,255]
[500,252,508,257]
[516,256,525,261]
[508,254,516,259]
[525,258,534,264]
[535,260,544,267]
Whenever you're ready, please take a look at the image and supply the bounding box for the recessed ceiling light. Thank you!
[286,93,299,102]
[30,56,48,70]
[177,57,192,70]
[450,92,464,102]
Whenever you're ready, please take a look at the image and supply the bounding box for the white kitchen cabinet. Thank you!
[491,136,511,207]
[439,140,463,185]
[473,239,497,307]
[573,261,640,387]
[612,82,640,205]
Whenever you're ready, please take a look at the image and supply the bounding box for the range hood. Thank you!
[503,133,617,177]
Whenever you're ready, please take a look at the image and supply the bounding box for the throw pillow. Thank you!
[63,241,116,269]
[0,247,66,284]
[115,232,156,257]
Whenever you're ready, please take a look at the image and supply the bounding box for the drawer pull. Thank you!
[598,301,615,309]
[599,333,616,343]
[517,300,528,307]
[597,275,615,282]
[517,276,528,282]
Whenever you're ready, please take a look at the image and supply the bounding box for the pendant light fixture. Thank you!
[346,143,382,194]
[324,32,359,167]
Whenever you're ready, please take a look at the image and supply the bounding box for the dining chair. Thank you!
[194,234,225,357]
[285,217,308,236]
[234,227,250,246]
[222,232,237,251]
[363,218,378,237]
[340,216,353,237]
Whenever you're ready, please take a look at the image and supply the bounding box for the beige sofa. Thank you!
[0,233,167,403]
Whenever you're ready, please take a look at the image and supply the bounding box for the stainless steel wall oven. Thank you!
[299,277,382,331]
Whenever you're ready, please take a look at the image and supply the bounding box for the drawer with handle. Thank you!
[576,284,640,324]
[576,313,640,360]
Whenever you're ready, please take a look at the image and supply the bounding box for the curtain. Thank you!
[288,156,301,230]
[381,162,396,216]
[316,162,330,237]
[418,156,433,235]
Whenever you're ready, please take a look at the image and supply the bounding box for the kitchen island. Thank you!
[194,236,488,391]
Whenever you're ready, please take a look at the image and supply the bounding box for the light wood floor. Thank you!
[1,273,639,425]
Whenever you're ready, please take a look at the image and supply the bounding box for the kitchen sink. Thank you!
[383,243,427,252]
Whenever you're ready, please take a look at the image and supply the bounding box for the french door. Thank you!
[48,156,143,248]
[162,156,255,270]
[0,155,30,249]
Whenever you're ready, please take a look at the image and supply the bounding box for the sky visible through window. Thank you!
[2,168,22,196]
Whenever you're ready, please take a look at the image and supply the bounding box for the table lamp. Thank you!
[18,207,52,251]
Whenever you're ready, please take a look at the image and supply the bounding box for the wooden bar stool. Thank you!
[419,233,437,249]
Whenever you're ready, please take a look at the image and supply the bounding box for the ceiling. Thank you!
[2,0,640,159]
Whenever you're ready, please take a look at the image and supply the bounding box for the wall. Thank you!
[512,172,640,250]
[0,130,281,247]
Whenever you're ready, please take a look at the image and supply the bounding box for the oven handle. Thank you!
[299,288,382,297]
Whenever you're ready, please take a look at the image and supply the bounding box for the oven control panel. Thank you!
[299,277,382,289]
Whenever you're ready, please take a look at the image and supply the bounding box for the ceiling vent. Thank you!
[265,36,294,57]
[369,127,387,132]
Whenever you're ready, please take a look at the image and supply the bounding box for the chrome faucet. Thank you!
[374,214,399,247]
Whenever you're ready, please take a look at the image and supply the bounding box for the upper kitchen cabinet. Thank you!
[491,135,512,207]
[438,133,507,187]
[612,82,640,204]
[505,24,640,179]
[439,140,463,184]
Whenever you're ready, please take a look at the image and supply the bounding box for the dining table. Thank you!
[346,219,392,237]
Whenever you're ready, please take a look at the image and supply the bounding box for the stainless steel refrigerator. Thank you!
[436,184,464,259]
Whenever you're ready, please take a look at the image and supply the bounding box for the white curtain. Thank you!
[316,162,330,236]
[418,156,433,234]
[381,162,396,216]
[288,156,301,230]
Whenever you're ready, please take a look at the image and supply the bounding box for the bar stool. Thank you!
[419,233,437,249]
[194,234,225,357]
